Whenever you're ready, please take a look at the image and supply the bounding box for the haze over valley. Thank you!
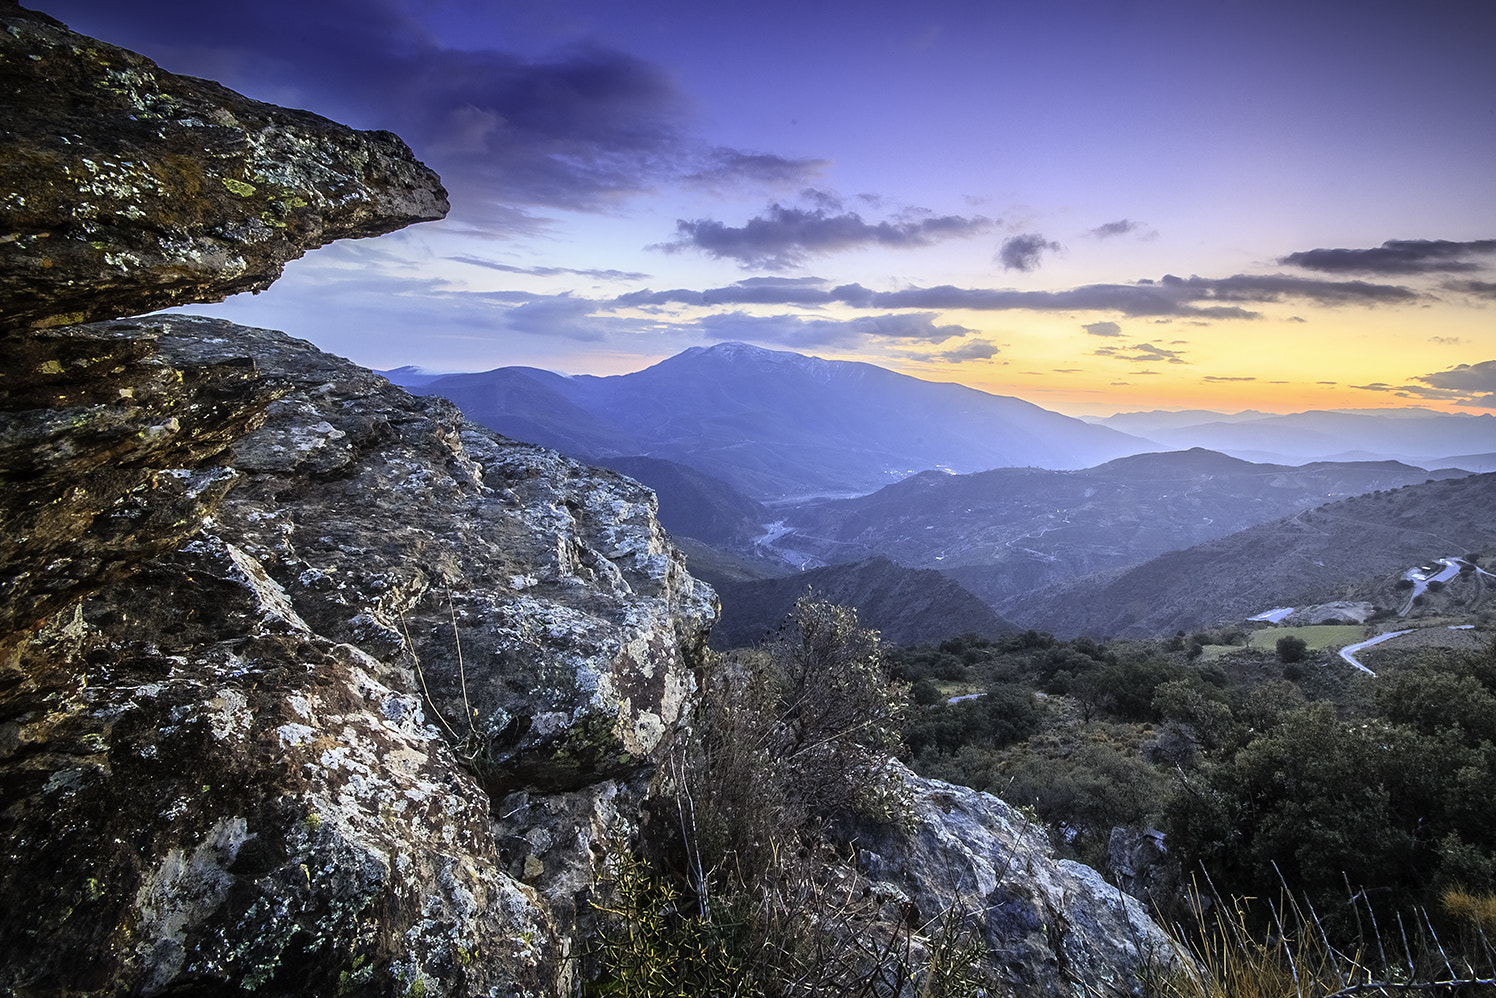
[395,344,1496,647]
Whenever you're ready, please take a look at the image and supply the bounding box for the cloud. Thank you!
[1414,359,1496,394]
[1094,342,1188,364]
[1446,280,1496,299]
[909,338,1002,362]
[1203,375,1257,382]
[1083,321,1122,337]
[448,256,650,282]
[1052,368,1081,374]
[685,149,830,190]
[1088,219,1156,240]
[695,310,977,351]
[1429,336,1463,345]
[656,194,993,269]
[55,1,818,236]
[1281,239,1496,275]
[618,271,1419,318]
[999,233,1062,272]
[1350,360,1496,409]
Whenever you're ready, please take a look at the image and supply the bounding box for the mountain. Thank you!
[764,448,1459,604]
[1090,408,1496,468]
[405,342,1150,499]
[708,557,1018,650]
[999,472,1496,638]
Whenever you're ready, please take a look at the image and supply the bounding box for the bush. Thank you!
[589,598,987,997]
[1275,635,1308,663]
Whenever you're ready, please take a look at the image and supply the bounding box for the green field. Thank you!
[1248,624,1367,651]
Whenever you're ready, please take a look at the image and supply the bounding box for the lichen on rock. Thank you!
[0,2,449,332]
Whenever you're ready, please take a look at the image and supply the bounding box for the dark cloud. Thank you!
[1281,239,1496,275]
[1083,321,1122,337]
[656,195,993,269]
[448,256,650,282]
[1415,359,1496,394]
[1052,368,1081,374]
[999,233,1062,272]
[1446,280,1496,299]
[1350,361,1496,409]
[42,1,792,235]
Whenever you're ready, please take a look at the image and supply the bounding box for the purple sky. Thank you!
[36,0,1496,415]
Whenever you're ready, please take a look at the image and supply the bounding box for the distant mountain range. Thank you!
[1087,408,1496,470]
[1001,472,1496,638]
[389,343,1147,499]
[385,345,1496,646]
[768,448,1464,603]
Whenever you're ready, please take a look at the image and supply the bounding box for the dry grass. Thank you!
[1147,874,1496,998]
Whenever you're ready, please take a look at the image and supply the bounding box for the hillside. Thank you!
[1001,472,1496,637]
[769,448,1455,603]
[406,342,1149,499]
[708,556,1018,649]
[590,455,769,547]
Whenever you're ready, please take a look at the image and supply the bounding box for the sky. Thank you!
[40,0,1496,417]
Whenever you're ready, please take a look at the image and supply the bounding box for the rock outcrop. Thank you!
[1,6,1182,996]
[1,315,715,996]
[850,770,1186,997]
[0,1,448,332]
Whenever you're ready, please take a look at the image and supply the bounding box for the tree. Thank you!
[1275,634,1308,663]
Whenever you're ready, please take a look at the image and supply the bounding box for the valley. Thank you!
[402,344,1496,651]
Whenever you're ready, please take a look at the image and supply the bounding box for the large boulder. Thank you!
[0,1,448,332]
[0,316,716,996]
[849,767,1189,997]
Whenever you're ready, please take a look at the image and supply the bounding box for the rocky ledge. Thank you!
[0,0,448,332]
[0,315,716,995]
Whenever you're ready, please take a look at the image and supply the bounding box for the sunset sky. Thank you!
[44,0,1496,416]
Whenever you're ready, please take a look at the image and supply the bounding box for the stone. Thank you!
[848,766,1190,997]
[0,318,285,651]
[0,317,715,996]
[0,1,448,333]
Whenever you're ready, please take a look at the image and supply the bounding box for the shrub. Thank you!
[1275,635,1308,663]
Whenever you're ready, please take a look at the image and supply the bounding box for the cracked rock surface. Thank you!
[0,317,716,996]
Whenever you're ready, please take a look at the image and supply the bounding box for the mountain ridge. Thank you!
[401,341,1152,499]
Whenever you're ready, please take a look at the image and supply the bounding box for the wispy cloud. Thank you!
[619,272,1417,318]
[904,338,1002,362]
[1203,375,1256,382]
[655,192,993,269]
[695,310,977,350]
[1088,219,1156,240]
[1446,279,1496,299]
[449,256,650,282]
[998,233,1062,272]
[1095,342,1188,364]
[685,149,830,191]
[1281,238,1496,275]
